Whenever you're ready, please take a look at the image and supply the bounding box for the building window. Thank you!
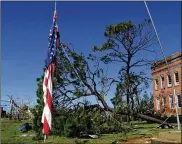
[167,74,172,87]
[169,95,174,108]
[177,94,181,108]
[174,72,179,85]
[155,79,158,90]
[160,75,165,89]
[156,97,160,110]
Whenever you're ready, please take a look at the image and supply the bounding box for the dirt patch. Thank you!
[120,138,151,144]
[158,131,181,142]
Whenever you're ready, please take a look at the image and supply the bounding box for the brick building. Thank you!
[151,52,182,116]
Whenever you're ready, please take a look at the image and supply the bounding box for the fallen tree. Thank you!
[137,113,173,128]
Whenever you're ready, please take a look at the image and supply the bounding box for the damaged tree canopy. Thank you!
[54,19,156,114]
[33,19,158,138]
[93,19,156,120]
[53,43,115,112]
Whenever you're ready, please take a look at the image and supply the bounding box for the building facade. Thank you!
[151,52,182,116]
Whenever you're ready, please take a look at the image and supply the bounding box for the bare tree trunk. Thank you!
[83,81,113,112]
[126,93,130,122]
[136,93,140,113]
[126,53,131,122]
[95,92,113,112]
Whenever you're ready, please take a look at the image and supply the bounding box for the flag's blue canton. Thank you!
[46,19,58,68]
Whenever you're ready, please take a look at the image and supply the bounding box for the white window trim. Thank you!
[167,74,172,87]
[174,72,179,86]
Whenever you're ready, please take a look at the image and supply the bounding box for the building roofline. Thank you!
[151,51,182,70]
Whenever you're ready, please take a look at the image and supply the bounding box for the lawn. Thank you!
[1,119,178,144]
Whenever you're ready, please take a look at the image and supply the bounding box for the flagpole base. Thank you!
[44,134,47,143]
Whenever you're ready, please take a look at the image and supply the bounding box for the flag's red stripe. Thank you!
[46,89,52,112]
[48,65,52,79]
[47,64,55,79]
[43,116,50,134]
[56,40,60,47]
[42,63,54,134]
[44,77,48,87]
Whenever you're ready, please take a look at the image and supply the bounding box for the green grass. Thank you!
[1,119,35,144]
[1,119,179,144]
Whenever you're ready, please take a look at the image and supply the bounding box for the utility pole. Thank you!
[9,95,13,120]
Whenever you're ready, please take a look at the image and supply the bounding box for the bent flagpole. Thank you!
[41,3,60,141]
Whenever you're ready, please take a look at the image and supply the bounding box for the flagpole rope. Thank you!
[144,0,180,130]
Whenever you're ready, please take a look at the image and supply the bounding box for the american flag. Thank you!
[41,11,60,135]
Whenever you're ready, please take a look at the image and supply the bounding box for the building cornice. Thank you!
[152,63,182,76]
[151,52,182,70]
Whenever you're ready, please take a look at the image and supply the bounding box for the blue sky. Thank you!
[1,2,181,110]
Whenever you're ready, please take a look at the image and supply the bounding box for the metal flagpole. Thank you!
[55,0,56,12]
[143,0,181,130]
[44,135,46,143]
